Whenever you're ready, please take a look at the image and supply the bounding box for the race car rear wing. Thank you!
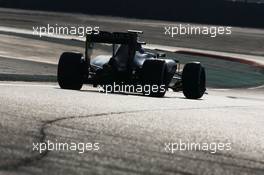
[85,31,143,61]
[86,31,137,44]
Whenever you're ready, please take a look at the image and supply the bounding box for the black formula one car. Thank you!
[57,30,206,99]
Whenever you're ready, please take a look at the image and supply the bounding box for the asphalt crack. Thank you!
[1,106,264,174]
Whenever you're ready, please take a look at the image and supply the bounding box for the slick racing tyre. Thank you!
[57,52,86,90]
[142,59,167,97]
[182,62,206,99]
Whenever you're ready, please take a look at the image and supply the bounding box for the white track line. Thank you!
[248,85,264,90]
[0,82,57,87]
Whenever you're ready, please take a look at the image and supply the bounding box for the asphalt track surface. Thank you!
[0,8,264,175]
[0,82,264,175]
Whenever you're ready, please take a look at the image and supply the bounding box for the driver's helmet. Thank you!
[135,43,144,54]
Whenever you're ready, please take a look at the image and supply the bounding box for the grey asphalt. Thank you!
[0,57,57,82]
[0,82,264,175]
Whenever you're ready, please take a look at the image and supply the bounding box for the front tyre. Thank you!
[57,52,85,90]
[182,62,206,99]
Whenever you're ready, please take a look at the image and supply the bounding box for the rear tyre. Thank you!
[182,62,206,99]
[142,60,167,97]
[57,52,85,90]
